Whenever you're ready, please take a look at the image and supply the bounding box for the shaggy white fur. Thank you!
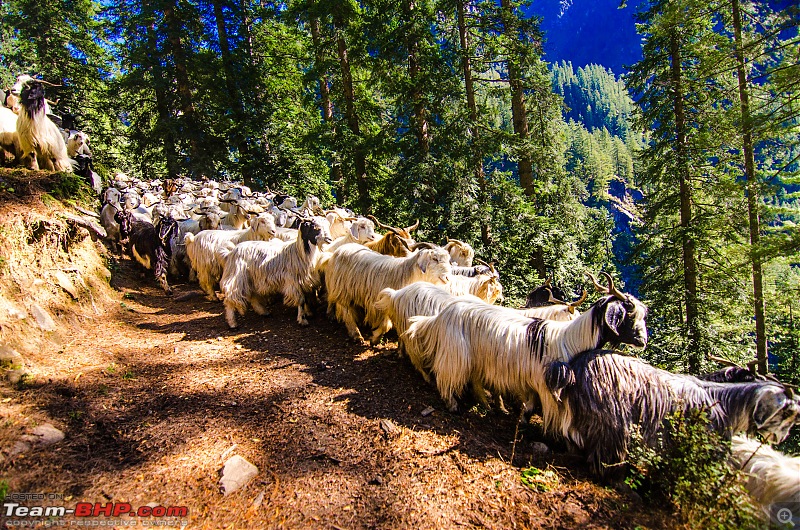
[403,294,648,414]
[323,244,452,344]
[731,435,800,512]
[185,215,277,301]
[374,283,482,381]
[13,78,71,172]
[219,219,331,328]
[441,273,503,304]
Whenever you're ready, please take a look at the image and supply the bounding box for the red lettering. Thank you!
[94,503,113,516]
[138,506,151,517]
[166,506,188,517]
[113,503,132,516]
[151,506,166,517]
[74,503,93,517]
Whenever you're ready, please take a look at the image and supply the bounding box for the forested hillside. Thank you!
[525,0,643,74]
[1,0,800,524]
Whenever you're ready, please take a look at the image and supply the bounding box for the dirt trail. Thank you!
[0,174,675,529]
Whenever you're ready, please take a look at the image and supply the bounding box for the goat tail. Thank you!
[374,288,397,314]
[216,240,236,265]
[317,251,333,275]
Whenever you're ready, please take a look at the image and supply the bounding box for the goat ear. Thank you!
[545,362,575,403]
[349,222,359,239]
[753,387,786,428]
[417,250,431,273]
[604,301,625,336]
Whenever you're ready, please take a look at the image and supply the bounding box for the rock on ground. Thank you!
[219,455,259,496]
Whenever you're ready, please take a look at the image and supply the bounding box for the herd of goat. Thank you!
[3,74,799,518]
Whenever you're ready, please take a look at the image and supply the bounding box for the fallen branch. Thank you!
[61,212,106,240]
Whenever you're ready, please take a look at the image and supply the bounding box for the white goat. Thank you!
[220,201,251,230]
[11,76,72,172]
[403,273,648,414]
[323,244,452,344]
[374,283,482,380]
[0,105,21,164]
[731,435,800,514]
[442,273,503,304]
[185,215,278,301]
[324,218,378,252]
[325,209,356,239]
[443,239,475,266]
[66,131,91,157]
[219,218,332,328]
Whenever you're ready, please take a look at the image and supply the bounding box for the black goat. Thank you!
[115,210,179,295]
[524,279,566,308]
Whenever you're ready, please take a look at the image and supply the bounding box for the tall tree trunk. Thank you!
[500,0,534,197]
[405,0,429,157]
[310,17,344,197]
[670,31,701,374]
[163,1,201,172]
[732,0,768,374]
[146,23,179,180]
[457,0,491,247]
[333,14,370,213]
[213,0,252,187]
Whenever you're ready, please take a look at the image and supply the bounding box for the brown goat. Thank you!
[366,216,418,257]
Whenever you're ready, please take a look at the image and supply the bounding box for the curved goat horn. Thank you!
[708,355,741,368]
[585,272,608,294]
[547,292,567,305]
[406,219,420,232]
[600,271,626,300]
[36,79,62,87]
[567,290,588,314]
[367,214,392,231]
[545,278,552,287]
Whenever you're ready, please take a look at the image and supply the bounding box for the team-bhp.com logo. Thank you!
[3,497,189,527]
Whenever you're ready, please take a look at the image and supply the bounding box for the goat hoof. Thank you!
[298,319,309,326]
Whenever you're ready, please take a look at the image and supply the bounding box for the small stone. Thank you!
[379,419,398,435]
[30,303,56,331]
[251,491,265,509]
[0,345,23,367]
[29,424,65,446]
[6,369,26,384]
[7,305,27,320]
[420,406,435,417]
[368,476,384,486]
[9,440,31,456]
[53,270,79,299]
[530,442,550,454]
[219,455,259,496]
[216,336,223,341]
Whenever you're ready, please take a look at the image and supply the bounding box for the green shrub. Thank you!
[626,408,764,529]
